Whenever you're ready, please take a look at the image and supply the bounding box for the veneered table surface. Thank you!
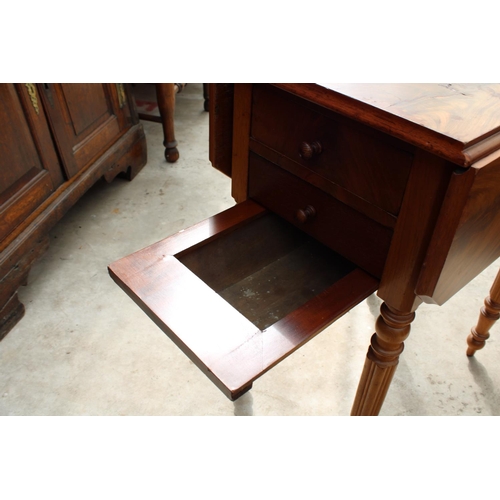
[275,83,500,166]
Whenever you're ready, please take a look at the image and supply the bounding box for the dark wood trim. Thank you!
[0,123,147,337]
[231,84,253,202]
[274,83,500,167]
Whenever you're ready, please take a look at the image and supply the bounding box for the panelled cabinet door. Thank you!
[0,84,64,242]
[39,83,133,179]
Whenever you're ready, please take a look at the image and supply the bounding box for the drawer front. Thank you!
[250,84,413,216]
[248,152,393,278]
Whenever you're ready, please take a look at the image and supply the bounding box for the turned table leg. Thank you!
[155,83,179,163]
[351,302,415,416]
[467,268,500,356]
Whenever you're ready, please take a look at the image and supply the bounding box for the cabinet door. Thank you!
[0,84,64,242]
[39,83,133,179]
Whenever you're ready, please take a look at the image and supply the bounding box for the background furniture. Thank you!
[0,83,147,340]
[137,83,209,163]
[110,83,500,415]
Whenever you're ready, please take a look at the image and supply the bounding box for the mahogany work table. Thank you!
[109,83,500,416]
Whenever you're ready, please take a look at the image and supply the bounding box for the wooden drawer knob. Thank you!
[300,141,322,160]
[296,205,316,223]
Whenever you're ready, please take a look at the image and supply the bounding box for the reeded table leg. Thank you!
[467,268,500,356]
[351,302,415,416]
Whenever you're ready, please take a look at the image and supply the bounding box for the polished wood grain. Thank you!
[39,84,130,178]
[251,84,413,215]
[248,139,397,229]
[10,84,65,187]
[467,268,500,356]
[351,303,415,416]
[275,83,500,166]
[417,151,500,305]
[0,85,61,242]
[248,151,393,278]
[108,200,378,399]
[231,84,252,202]
[377,149,454,313]
[322,84,500,144]
[415,166,476,303]
[208,83,234,178]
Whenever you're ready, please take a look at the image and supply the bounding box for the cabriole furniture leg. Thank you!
[351,302,415,416]
[155,83,179,163]
[467,268,500,356]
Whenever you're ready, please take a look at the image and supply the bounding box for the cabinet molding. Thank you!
[0,83,147,340]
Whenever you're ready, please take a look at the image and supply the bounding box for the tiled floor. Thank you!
[1,83,500,416]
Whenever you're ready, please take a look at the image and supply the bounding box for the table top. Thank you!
[274,83,500,167]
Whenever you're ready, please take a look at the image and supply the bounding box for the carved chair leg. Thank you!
[351,302,415,416]
[155,83,179,163]
[467,268,500,356]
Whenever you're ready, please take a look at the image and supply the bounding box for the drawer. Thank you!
[248,152,393,278]
[108,200,378,400]
[250,84,413,216]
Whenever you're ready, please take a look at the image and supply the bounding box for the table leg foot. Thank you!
[467,268,500,356]
[351,302,415,416]
[164,141,179,163]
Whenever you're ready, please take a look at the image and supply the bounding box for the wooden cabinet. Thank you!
[0,85,64,242]
[0,83,147,340]
[40,83,134,178]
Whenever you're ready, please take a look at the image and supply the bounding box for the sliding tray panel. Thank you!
[108,200,378,400]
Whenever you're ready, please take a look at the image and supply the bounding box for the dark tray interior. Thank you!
[178,213,355,330]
